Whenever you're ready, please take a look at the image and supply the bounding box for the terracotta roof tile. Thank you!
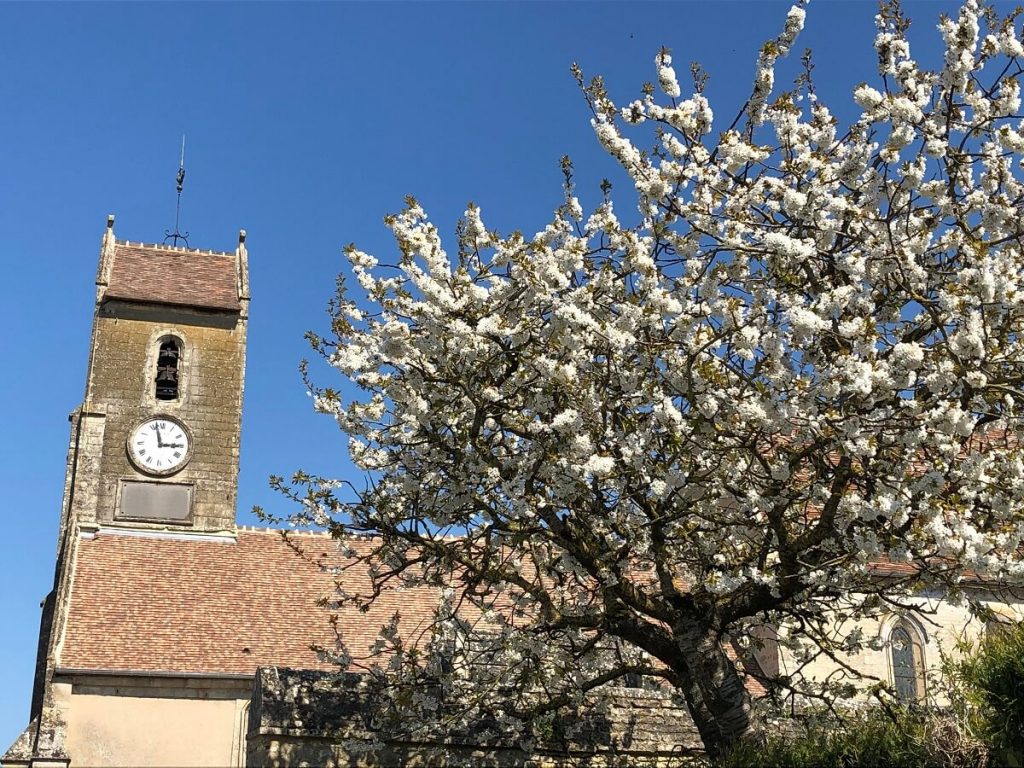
[104,242,240,311]
[61,529,440,676]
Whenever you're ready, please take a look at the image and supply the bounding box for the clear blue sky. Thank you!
[0,0,979,748]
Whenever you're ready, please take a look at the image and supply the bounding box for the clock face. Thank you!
[127,416,193,476]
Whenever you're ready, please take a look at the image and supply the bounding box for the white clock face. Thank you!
[127,417,192,476]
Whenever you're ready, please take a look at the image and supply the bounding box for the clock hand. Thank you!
[154,423,165,448]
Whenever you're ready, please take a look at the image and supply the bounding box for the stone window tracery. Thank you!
[886,618,926,702]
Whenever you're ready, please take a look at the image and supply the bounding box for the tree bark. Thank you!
[674,624,761,762]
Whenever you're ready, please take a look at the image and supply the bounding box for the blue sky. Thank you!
[0,0,979,748]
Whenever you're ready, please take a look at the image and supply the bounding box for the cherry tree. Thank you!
[285,0,1024,758]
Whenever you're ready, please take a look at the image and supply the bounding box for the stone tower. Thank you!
[7,217,250,766]
[69,214,250,535]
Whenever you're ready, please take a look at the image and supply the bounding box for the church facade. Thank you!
[4,219,1018,767]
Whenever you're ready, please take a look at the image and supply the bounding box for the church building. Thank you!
[7,216,1020,767]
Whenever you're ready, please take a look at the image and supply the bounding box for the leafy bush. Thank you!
[717,622,1024,767]
[956,621,1024,766]
[717,708,930,768]
[717,705,988,768]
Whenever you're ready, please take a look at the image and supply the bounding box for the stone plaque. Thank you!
[118,481,193,523]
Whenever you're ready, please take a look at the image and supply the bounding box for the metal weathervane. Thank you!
[164,136,190,247]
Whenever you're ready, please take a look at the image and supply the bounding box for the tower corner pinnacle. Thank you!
[95,214,117,301]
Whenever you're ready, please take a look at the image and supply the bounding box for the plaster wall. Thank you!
[777,591,1024,702]
[63,684,249,767]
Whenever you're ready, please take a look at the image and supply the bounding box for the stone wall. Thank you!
[246,668,704,768]
[82,302,246,532]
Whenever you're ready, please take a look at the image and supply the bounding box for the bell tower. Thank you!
[2,216,252,768]
[68,215,250,535]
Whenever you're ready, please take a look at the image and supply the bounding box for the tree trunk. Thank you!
[674,624,761,762]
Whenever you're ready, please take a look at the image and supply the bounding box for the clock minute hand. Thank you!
[154,423,165,447]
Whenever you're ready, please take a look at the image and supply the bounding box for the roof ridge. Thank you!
[116,239,235,258]
[237,525,334,538]
[236,526,382,542]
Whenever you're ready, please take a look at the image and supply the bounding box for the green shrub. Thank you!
[718,705,989,768]
[716,707,933,768]
[716,620,1024,767]
[956,621,1024,766]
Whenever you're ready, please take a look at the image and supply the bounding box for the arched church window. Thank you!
[890,623,925,701]
[155,338,181,401]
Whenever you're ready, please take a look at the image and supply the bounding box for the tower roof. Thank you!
[103,241,242,312]
[94,214,250,313]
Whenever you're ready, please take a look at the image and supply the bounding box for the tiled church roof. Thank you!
[60,527,773,697]
[60,528,440,676]
[103,242,241,312]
